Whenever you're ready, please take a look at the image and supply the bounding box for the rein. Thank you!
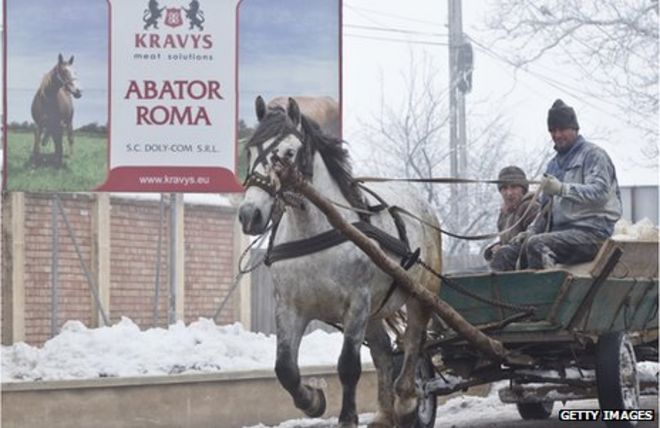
[355,176,541,186]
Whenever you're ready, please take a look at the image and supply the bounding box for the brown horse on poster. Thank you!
[31,54,82,167]
[267,96,340,140]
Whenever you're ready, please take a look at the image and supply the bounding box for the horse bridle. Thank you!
[243,129,307,213]
[54,66,77,94]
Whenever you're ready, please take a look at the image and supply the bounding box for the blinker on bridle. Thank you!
[243,129,306,206]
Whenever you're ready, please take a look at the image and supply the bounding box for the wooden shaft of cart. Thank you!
[277,163,509,362]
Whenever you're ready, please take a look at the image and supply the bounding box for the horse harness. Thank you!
[243,139,538,319]
[243,128,419,269]
[265,187,419,316]
[243,143,419,314]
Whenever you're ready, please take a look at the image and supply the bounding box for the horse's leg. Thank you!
[394,298,431,427]
[274,308,326,418]
[365,319,395,428]
[66,121,74,157]
[336,297,370,428]
[53,128,64,168]
[32,126,41,157]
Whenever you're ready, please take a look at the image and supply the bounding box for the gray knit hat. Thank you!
[498,166,529,193]
[547,99,579,131]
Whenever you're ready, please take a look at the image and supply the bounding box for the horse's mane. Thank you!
[37,66,59,97]
[247,107,366,212]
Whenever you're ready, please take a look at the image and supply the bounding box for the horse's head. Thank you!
[56,54,82,99]
[238,96,312,235]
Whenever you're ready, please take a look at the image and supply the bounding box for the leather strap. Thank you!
[265,221,412,265]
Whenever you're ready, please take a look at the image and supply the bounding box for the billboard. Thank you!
[3,0,341,192]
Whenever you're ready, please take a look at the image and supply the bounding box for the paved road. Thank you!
[254,396,658,428]
[439,397,659,428]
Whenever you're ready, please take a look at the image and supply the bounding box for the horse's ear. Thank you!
[58,53,64,65]
[255,96,266,122]
[68,56,74,65]
[287,97,301,128]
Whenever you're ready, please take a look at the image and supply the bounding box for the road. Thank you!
[249,396,659,428]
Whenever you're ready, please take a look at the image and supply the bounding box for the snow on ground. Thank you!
[2,316,658,427]
[1,317,372,382]
[243,382,528,428]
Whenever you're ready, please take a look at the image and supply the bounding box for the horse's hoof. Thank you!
[339,419,358,428]
[367,421,392,428]
[367,423,390,428]
[303,387,326,418]
[395,411,417,428]
[368,410,395,428]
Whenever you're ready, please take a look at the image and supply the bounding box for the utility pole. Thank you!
[448,0,470,253]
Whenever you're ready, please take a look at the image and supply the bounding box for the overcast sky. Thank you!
[2,0,658,186]
[342,0,659,186]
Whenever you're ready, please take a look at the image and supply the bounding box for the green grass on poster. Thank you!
[6,130,108,192]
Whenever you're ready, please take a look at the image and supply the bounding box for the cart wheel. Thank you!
[516,402,554,420]
[596,332,640,428]
[393,353,437,428]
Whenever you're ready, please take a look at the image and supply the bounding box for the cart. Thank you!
[407,238,659,428]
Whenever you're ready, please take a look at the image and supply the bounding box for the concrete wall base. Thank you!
[2,366,378,428]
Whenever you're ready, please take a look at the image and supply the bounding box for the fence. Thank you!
[1,192,242,346]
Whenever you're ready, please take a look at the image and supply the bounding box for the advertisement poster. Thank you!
[3,0,341,192]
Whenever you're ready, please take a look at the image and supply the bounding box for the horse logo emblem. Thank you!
[143,0,165,30]
[182,0,205,31]
[164,8,183,28]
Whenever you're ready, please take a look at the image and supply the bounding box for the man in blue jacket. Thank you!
[491,99,622,270]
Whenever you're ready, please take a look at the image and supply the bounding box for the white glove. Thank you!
[540,174,564,196]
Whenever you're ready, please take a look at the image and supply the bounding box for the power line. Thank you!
[344,3,444,28]
[345,33,448,46]
[467,36,632,120]
[344,23,447,38]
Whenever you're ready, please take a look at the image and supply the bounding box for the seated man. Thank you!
[483,166,540,262]
[491,99,622,270]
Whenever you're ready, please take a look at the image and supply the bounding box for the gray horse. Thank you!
[238,97,442,428]
[31,54,82,167]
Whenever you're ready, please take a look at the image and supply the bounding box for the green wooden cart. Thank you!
[408,239,658,428]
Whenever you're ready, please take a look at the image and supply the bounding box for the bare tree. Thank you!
[485,0,659,158]
[357,53,551,268]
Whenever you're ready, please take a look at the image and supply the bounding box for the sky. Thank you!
[341,1,659,186]
[239,0,340,122]
[4,0,107,127]
[1,0,658,187]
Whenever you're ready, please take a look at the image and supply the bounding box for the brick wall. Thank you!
[184,203,237,325]
[2,193,238,346]
[23,194,95,345]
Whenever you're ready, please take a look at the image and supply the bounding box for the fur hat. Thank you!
[498,166,529,193]
[547,99,579,131]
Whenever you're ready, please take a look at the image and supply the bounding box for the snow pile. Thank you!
[245,382,512,428]
[1,317,373,382]
[612,218,659,241]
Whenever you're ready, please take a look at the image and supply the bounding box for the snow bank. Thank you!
[1,317,372,382]
[612,218,659,241]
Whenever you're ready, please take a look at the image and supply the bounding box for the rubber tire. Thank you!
[596,332,640,428]
[516,402,554,420]
[392,353,437,428]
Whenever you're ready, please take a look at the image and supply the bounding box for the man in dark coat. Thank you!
[484,166,540,262]
[491,99,622,270]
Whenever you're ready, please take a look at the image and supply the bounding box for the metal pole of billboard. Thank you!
[51,194,60,338]
[168,193,177,325]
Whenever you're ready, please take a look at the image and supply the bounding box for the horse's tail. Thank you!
[143,9,150,22]
[198,10,205,23]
